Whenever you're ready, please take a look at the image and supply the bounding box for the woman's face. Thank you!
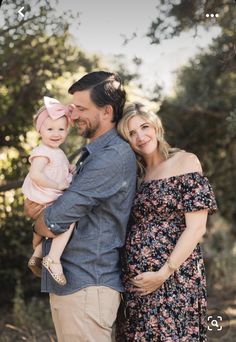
[128,115,158,156]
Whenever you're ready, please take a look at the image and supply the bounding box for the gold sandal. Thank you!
[28,256,42,278]
[42,255,67,286]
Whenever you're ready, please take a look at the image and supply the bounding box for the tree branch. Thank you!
[0,180,23,192]
[0,14,43,34]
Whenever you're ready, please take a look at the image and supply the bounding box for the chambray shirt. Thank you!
[41,128,137,295]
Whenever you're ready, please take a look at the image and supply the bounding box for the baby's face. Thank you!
[40,116,69,148]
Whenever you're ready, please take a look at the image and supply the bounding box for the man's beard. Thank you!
[82,126,99,139]
[77,117,100,139]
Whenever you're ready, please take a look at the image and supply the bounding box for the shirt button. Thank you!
[80,162,83,165]
[50,224,54,228]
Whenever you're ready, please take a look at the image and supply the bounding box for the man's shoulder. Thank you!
[85,139,135,176]
[104,136,135,162]
[109,133,134,152]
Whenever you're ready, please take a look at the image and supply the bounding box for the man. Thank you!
[25,71,137,341]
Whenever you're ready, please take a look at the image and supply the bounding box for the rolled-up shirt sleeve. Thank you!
[44,148,124,234]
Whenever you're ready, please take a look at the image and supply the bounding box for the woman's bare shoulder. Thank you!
[173,151,203,175]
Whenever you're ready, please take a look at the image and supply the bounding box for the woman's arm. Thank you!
[165,210,208,270]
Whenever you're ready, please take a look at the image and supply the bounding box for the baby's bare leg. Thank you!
[49,223,74,262]
[46,223,75,275]
[32,240,43,258]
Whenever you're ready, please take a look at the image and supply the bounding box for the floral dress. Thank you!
[116,172,217,342]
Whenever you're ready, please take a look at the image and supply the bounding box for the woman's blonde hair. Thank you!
[117,102,180,178]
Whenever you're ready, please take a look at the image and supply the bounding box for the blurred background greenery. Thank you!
[0,0,235,340]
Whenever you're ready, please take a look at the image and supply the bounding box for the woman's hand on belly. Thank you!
[129,265,172,296]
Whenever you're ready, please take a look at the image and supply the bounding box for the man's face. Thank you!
[71,90,103,139]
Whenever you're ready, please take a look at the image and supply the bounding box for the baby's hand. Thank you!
[69,164,76,174]
[57,181,70,191]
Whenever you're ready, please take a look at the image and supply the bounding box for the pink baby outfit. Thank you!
[22,144,72,204]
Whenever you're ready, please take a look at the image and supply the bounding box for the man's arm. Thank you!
[42,148,124,235]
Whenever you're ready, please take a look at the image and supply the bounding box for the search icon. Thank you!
[211,319,219,328]
[207,309,230,337]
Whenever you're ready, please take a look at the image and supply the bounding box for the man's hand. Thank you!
[24,198,45,220]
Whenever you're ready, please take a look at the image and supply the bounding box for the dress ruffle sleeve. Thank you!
[29,145,51,164]
[178,172,217,214]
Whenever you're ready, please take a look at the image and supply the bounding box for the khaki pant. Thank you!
[49,286,120,342]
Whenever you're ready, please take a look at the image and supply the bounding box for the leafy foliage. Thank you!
[147,0,236,44]
[0,0,97,190]
[148,0,236,225]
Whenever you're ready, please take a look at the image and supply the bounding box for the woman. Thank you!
[116,103,217,341]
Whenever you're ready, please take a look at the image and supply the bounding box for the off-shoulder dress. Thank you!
[116,172,217,342]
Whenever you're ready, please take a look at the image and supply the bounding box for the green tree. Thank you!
[0,0,98,191]
[146,0,236,224]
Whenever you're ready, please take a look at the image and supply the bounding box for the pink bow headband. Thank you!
[36,96,74,132]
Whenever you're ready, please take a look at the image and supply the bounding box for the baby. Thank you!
[22,96,75,286]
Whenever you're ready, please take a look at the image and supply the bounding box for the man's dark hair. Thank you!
[68,71,126,124]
